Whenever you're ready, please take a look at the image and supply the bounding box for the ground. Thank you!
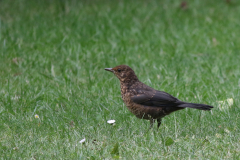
[0,0,240,159]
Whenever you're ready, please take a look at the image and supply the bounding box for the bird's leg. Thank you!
[149,119,155,128]
[157,118,162,128]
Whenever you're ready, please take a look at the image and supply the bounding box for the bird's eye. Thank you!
[117,68,121,72]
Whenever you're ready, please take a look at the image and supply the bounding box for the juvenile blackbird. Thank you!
[105,65,213,128]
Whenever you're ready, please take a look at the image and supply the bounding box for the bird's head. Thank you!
[105,65,139,83]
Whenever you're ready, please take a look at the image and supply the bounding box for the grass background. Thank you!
[0,0,240,159]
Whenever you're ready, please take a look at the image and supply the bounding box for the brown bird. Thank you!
[105,65,213,128]
[180,1,188,10]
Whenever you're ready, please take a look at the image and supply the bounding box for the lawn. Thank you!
[0,0,240,159]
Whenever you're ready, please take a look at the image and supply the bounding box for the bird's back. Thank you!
[120,81,183,119]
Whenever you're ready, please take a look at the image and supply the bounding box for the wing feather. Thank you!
[131,89,180,107]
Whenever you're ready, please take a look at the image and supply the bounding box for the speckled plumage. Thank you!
[105,65,213,128]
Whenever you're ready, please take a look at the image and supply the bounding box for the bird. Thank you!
[105,65,213,128]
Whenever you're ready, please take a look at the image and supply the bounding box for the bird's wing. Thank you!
[131,89,180,107]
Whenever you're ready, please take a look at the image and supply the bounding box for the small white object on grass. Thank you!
[226,98,233,106]
[13,147,19,150]
[215,133,222,138]
[224,128,230,134]
[35,114,39,118]
[217,98,233,111]
[79,138,86,144]
[107,120,116,124]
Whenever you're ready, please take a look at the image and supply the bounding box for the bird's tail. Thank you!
[178,102,213,111]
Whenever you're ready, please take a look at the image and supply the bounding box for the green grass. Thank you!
[1,0,240,159]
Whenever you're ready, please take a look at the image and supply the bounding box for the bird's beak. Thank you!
[105,68,113,72]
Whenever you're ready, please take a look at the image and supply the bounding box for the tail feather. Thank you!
[178,102,213,111]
